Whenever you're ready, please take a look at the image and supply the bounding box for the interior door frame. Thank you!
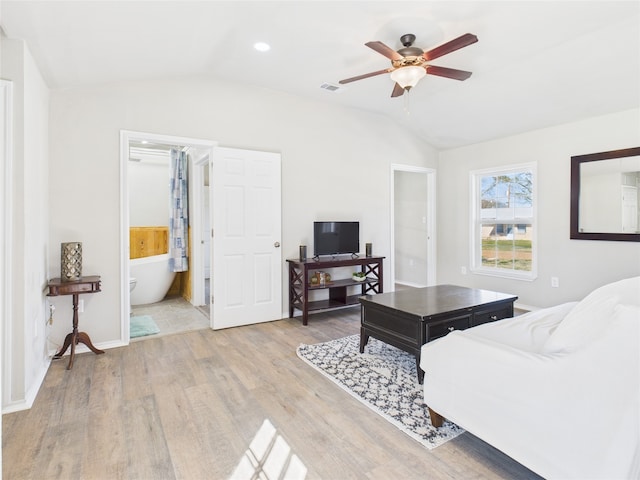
[119,130,217,343]
[1,80,14,416]
[191,151,211,307]
[389,164,437,290]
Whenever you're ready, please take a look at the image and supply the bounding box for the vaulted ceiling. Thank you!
[1,1,638,149]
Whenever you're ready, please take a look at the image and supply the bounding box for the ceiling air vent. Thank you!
[320,83,344,93]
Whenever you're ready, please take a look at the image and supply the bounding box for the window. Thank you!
[470,163,537,280]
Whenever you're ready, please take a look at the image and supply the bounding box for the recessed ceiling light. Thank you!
[254,42,271,52]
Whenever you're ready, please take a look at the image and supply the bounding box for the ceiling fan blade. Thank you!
[426,65,473,81]
[365,41,403,61]
[423,33,478,61]
[339,68,391,84]
[391,83,405,97]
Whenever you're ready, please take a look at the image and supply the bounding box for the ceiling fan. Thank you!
[339,33,478,97]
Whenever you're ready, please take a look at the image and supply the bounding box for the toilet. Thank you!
[129,277,137,315]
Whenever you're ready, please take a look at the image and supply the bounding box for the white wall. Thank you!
[128,160,170,227]
[0,37,50,412]
[437,108,640,308]
[48,77,437,347]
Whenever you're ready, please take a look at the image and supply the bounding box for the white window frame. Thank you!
[470,162,537,281]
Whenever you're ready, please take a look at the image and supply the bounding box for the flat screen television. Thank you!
[313,221,359,257]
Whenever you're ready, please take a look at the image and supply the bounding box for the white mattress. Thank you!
[420,299,640,479]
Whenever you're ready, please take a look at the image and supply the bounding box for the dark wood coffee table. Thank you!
[359,285,517,383]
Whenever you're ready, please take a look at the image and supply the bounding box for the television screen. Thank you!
[314,222,359,256]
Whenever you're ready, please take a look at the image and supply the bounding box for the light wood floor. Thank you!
[3,307,542,480]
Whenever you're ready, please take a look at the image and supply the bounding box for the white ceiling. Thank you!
[1,1,638,149]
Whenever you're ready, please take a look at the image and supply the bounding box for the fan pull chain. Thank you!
[403,88,411,115]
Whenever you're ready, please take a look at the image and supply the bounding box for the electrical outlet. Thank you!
[79,299,84,313]
[461,266,467,275]
[551,277,559,288]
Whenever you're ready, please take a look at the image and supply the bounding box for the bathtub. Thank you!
[129,253,177,305]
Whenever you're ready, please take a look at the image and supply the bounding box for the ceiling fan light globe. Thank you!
[390,66,426,89]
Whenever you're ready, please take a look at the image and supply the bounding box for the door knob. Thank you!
[274,242,281,248]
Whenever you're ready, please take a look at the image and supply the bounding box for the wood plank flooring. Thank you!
[3,307,542,479]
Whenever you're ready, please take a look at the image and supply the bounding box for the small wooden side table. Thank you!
[47,275,105,370]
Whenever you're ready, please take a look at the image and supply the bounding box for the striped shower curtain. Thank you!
[169,148,189,272]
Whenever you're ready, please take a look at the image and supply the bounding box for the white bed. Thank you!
[420,276,640,479]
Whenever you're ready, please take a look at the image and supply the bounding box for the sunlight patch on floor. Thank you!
[230,419,307,480]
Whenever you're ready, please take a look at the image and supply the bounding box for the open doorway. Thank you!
[119,130,216,343]
[390,165,436,290]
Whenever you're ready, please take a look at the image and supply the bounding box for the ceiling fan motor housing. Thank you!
[397,33,423,57]
[400,33,416,47]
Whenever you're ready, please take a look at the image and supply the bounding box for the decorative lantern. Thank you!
[61,242,82,281]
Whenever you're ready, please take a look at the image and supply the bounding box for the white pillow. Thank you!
[542,276,640,353]
[580,276,640,306]
[611,304,640,326]
[542,296,618,353]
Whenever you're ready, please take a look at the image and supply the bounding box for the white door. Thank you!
[211,147,282,329]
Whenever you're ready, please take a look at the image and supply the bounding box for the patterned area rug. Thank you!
[297,335,463,449]
[130,315,160,338]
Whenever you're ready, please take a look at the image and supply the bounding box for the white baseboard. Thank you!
[395,280,427,289]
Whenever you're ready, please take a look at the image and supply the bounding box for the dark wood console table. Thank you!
[359,285,517,383]
[287,255,384,325]
[47,275,104,370]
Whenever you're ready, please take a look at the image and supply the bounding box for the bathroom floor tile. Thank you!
[130,295,210,342]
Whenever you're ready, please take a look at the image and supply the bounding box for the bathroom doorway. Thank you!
[119,131,216,343]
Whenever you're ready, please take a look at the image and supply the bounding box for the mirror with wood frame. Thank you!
[570,147,640,241]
